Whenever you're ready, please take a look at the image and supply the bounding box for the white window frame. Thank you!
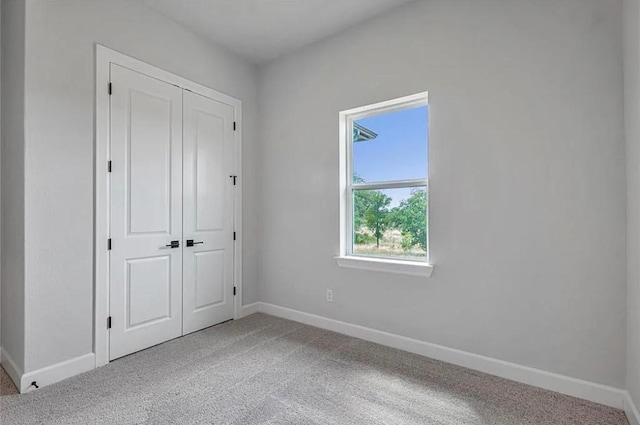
[336,92,433,277]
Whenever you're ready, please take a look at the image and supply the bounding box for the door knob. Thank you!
[164,240,180,248]
[186,239,204,247]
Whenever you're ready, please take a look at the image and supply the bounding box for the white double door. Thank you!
[109,64,235,360]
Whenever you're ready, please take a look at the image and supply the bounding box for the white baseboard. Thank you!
[626,391,640,425]
[240,302,260,317]
[0,347,23,391]
[20,353,95,393]
[258,302,626,410]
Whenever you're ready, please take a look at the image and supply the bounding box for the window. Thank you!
[337,93,433,276]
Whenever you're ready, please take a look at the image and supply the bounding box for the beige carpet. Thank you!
[0,365,18,397]
[0,313,630,424]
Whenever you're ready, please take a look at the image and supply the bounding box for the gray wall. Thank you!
[1,0,26,373]
[258,0,627,387]
[625,0,640,410]
[0,0,2,360]
[21,0,259,372]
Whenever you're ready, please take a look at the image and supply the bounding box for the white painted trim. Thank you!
[342,92,429,120]
[257,302,626,409]
[21,353,95,394]
[0,347,23,391]
[338,110,348,257]
[240,302,260,317]
[626,391,640,425]
[94,44,243,367]
[353,179,427,191]
[233,101,243,321]
[336,255,434,277]
[94,44,110,368]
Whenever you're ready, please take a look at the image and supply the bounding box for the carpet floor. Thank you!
[0,313,629,424]
[0,365,18,396]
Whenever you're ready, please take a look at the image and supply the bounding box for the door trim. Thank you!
[94,44,243,368]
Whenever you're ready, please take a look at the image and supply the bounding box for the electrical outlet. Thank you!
[326,289,334,302]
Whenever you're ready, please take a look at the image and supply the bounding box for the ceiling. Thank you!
[139,0,415,64]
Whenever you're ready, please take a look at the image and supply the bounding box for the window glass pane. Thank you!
[353,187,427,260]
[353,105,428,184]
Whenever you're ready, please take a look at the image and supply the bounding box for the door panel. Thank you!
[195,112,225,231]
[183,91,235,334]
[109,64,183,360]
[128,90,173,235]
[126,256,171,328]
[194,250,225,310]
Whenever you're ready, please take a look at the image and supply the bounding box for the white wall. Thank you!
[625,0,640,411]
[1,0,26,373]
[21,0,259,373]
[0,0,3,358]
[258,0,627,388]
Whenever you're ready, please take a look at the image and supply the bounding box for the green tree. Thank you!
[392,189,427,251]
[353,174,369,231]
[353,174,392,248]
[363,191,392,248]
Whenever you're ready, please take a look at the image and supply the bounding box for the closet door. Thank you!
[182,90,235,334]
[109,64,183,360]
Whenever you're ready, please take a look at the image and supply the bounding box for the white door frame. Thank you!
[94,44,243,368]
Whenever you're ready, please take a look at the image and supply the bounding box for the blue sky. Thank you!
[353,105,428,207]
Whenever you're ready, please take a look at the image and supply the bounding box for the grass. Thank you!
[354,228,426,260]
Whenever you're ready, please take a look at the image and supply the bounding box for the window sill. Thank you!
[335,256,434,277]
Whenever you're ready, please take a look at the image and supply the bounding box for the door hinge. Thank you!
[233,121,237,131]
[107,316,112,329]
[233,287,236,296]
[229,175,237,185]
[233,231,236,241]
[107,160,112,172]
[107,238,112,250]
[108,83,112,95]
